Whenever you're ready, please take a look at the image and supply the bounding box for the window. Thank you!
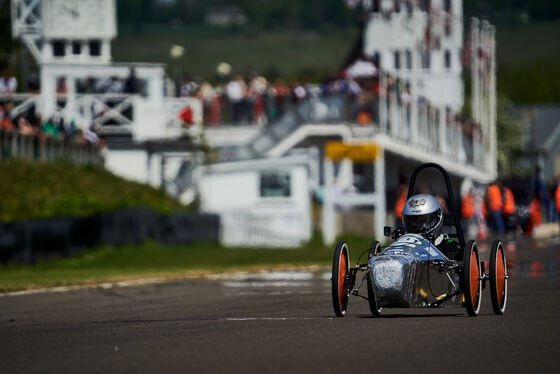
[53,40,65,57]
[444,50,451,69]
[405,50,412,70]
[89,40,101,56]
[373,51,381,68]
[260,172,291,198]
[394,51,401,70]
[72,41,82,55]
[421,49,430,69]
[445,17,452,36]
[444,0,452,13]
[352,163,374,193]
[420,0,431,12]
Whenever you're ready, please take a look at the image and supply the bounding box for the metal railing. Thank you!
[3,87,487,170]
[5,93,202,137]
[0,129,104,165]
[215,91,486,171]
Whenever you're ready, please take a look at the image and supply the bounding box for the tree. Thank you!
[0,0,20,72]
[496,96,526,176]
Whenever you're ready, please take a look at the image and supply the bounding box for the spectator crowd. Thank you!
[391,169,560,240]
[5,64,560,236]
[173,72,359,126]
[458,170,560,238]
[1,70,102,147]
[171,67,446,132]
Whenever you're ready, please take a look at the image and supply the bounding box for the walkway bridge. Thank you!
[208,90,496,243]
[214,92,494,184]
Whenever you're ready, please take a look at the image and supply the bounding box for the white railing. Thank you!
[6,93,202,138]
[79,94,135,128]
[376,90,485,170]
[163,97,203,130]
[0,129,103,165]
[3,93,39,118]
[5,88,489,172]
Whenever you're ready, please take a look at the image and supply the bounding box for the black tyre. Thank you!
[489,240,508,315]
[366,241,382,316]
[462,240,482,316]
[369,240,383,257]
[332,241,350,317]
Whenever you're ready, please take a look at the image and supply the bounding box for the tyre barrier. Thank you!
[0,207,220,263]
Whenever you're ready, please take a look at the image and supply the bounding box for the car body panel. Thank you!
[369,234,463,308]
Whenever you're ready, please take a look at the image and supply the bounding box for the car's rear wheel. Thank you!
[490,240,508,315]
[332,241,350,317]
[462,240,482,316]
[366,241,382,316]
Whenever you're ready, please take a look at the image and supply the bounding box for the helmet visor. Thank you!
[403,211,441,234]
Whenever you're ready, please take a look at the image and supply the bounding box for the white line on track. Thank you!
[0,278,168,297]
[224,271,315,281]
[224,290,319,296]
[222,317,334,321]
[221,281,313,288]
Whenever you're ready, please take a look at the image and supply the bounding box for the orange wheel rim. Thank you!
[496,248,506,306]
[469,250,480,306]
[338,253,347,307]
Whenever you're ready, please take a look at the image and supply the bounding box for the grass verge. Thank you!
[0,159,189,222]
[112,28,359,82]
[0,233,376,293]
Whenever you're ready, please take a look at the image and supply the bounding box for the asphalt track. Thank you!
[1,237,559,373]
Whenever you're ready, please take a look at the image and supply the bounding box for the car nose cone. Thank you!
[372,258,404,291]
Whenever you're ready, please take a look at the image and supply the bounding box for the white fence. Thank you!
[220,210,311,248]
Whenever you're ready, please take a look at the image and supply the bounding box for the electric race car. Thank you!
[331,163,508,317]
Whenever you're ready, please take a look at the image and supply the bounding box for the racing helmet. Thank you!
[401,194,443,237]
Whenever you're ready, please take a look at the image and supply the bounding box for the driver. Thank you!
[401,194,461,260]
[402,194,443,237]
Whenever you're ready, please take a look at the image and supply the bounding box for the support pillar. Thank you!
[65,76,76,125]
[438,106,446,155]
[322,159,336,245]
[40,67,57,119]
[374,149,386,241]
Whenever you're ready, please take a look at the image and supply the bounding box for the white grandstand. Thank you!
[9,0,497,246]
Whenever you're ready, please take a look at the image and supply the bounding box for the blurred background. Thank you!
[3,0,560,101]
[0,0,559,279]
[2,5,560,373]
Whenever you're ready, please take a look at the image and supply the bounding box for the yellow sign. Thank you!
[325,142,382,162]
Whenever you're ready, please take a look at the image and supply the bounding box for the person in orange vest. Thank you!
[394,177,408,228]
[461,189,476,234]
[553,175,560,224]
[487,181,505,233]
[435,194,448,213]
[556,185,560,214]
[477,193,489,240]
[502,185,516,232]
[527,195,542,235]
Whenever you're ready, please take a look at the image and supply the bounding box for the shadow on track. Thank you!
[357,313,465,319]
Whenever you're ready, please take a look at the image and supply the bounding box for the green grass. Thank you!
[495,20,560,102]
[0,159,189,222]
[498,59,560,103]
[115,20,560,75]
[113,21,560,102]
[0,233,376,293]
[496,21,560,67]
[112,28,359,82]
